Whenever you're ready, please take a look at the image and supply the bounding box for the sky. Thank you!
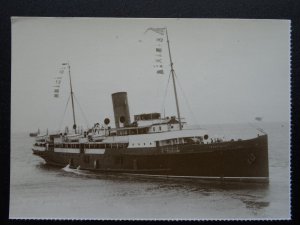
[11,18,290,133]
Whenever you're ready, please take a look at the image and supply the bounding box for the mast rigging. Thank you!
[165,28,182,130]
[63,62,77,133]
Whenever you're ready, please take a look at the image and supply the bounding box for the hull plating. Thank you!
[33,135,269,182]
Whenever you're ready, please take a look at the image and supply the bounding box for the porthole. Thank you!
[120,116,126,123]
[204,134,209,140]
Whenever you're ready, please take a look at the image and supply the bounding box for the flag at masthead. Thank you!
[145,27,182,130]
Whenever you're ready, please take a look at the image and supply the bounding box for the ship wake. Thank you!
[62,164,82,174]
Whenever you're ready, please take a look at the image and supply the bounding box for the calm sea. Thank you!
[9,122,290,220]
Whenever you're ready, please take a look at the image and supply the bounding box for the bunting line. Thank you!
[53,64,67,98]
[145,27,167,75]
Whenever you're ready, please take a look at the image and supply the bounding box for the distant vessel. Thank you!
[29,128,40,137]
[255,117,263,122]
[32,28,269,183]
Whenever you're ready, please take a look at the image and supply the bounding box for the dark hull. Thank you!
[33,135,269,183]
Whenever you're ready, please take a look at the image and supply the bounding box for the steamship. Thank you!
[29,128,40,137]
[32,28,269,183]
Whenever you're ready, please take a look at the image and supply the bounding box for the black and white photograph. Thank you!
[10,17,290,220]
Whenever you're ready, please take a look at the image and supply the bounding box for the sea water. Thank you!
[9,122,290,220]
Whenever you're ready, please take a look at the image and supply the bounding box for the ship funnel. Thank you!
[111,92,131,128]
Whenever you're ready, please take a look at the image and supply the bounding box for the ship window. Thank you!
[138,143,140,146]
[144,143,145,145]
[150,142,152,145]
[171,126,174,128]
[159,126,161,131]
[153,127,155,132]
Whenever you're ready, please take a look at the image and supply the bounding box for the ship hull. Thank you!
[33,135,269,183]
